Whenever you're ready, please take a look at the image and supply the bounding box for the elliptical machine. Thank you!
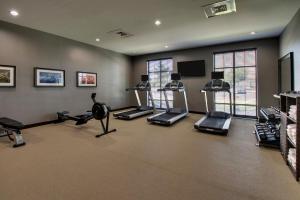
[57,93,116,138]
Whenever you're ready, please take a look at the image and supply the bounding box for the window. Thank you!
[147,59,173,109]
[214,49,257,117]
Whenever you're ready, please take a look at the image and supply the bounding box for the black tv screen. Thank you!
[177,60,205,77]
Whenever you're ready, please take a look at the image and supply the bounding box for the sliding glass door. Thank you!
[214,49,257,117]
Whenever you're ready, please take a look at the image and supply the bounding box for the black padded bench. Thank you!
[0,117,26,148]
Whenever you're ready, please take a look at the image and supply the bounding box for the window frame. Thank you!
[213,48,258,118]
[147,58,174,109]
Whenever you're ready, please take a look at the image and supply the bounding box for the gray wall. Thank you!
[132,38,279,113]
[280,8,300,90]
[0,21,132,125]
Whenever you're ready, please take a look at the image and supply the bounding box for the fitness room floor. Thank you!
[0,113,300,200]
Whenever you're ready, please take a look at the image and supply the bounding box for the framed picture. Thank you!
[0,65,16,87]
[76,71,97,87]
[34,67,65,87]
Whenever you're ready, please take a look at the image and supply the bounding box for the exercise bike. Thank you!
[57,93,116,137]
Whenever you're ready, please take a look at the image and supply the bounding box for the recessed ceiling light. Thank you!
[250,31,256,35]
[164,45,169,48]
[96,38,100,42]
[10,10,19,17]
[155,20,161,26]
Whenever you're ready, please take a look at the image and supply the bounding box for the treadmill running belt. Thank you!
[199,117,227,129]
[152,113,179,121]
[117,109,142,116]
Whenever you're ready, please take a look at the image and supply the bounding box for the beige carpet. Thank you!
[0,113,299,200]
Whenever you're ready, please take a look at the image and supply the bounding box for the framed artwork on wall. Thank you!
[76,71,97,87]
[0,65,16,87]
[34,67,65,87]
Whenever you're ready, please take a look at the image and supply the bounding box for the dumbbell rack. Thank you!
[254,107,281,148]
[280,93,300,181]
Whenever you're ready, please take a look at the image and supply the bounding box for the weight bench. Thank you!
[0,117,26,148]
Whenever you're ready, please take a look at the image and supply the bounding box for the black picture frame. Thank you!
[76,71,97,87]
[34,67,65,87]
[0,65,16,88]
[278,52,294,93]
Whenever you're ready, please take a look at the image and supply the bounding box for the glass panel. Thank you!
[215,104,224,112]
[215,92,226,104]
[215,104,231,113]
[161,59,173,71]
[147,59,173,109]
[246,106,256,116]
[235,68,246,105]
[151,89,161,99]
[153,100,161,108]
[245,50,256,66]
[161,91,173,101]
[245,67,256,105]
[148,73,160,88]
[215,54,224,68]
[224,53,233,68]
[235,51,245,67]
[224,104,231,114]
[161,101,173,109]
[161,72,171,86]
[215,68,233,104]
[236,105,246,116]
[148,61,160,72]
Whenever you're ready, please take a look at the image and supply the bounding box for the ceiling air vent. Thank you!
[203,0,236,18]
[107,28,134,38]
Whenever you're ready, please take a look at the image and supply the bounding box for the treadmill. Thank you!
[113,75,155,120]
[147,73,188,126]
[194,71,232,135]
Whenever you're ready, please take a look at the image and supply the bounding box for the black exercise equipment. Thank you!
[254,107,281,148]
[57,111,93,125]
[57,93,116,137]
[0,117,26,148]
[91,93,117,137]
[147,73,189,126]
[194,71,232,135]
[113,75,156,120]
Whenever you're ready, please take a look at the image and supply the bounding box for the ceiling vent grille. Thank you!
[107,28,134,38]
[203,0,236,18]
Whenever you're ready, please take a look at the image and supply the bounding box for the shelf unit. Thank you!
[280,93,300,181]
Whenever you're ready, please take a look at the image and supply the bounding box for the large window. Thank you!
[147,59,173,109]
[214,49,257,117]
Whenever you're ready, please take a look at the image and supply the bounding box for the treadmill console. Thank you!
[203,71,230,91]
[204,80,230,91]
[136,75,151,90]
[165,73,184,90]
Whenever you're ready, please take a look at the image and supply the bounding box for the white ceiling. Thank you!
[0,0,299,56]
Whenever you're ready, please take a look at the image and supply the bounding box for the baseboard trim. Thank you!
[23,106,136,129]
[23,120,59,129]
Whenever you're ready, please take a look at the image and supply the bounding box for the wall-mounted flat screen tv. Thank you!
[177,60,205,77]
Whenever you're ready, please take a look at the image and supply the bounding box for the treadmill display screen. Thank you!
[141,75,149,81]
[211,71,224,80]
[171,73,181,80]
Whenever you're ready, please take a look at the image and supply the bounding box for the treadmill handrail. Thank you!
[202,90,232,115]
